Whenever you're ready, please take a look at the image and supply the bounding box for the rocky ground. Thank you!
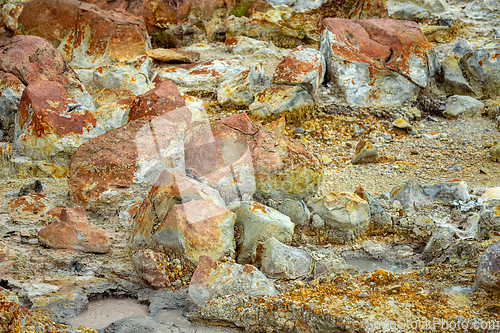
[1,0,500,332]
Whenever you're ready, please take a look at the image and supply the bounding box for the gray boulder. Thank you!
[476,199,500,240]
[474,239,500,292]
[278,199,311,226]
[444,95,484,117]
[462,44,500,98]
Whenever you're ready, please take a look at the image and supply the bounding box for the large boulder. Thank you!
[15,81,104,164]
[185,112,323,203]
[188,255,277,307]
[0,72,25,142]
[68,108,191,217]
[232,201,294,264]
[143,0,233,47]
[461,44,500,99]
[130,169,235,264]
[38,206,110,253]
[0,35,95,111]
[320,18,431,107]
[18,0,150,68]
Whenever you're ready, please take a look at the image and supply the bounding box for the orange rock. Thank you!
[38,206,110,253]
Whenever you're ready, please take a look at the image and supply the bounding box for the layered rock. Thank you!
[15,81,104,164]
[320,18,430,107]
[38,206,110,253]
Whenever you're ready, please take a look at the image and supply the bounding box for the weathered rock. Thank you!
[462,44,500,98]
[7,192,49,215]
[392,118,412,131]
[423,226,456,260]
[355,187,392,231]
[438,55,475,95]
[68,109,191,216]
[146,48,200,63]
[0,35,94,111]
[0,0,30,32]
[474,239,500,292]
[232,201,294,264]
[278,198,311,226]
[18,179,43,196]
[476,199,500,240]
[100,315,169,333]
[264,0,328,11]
[307,192,370,243]
[157,59,248,94]
[144,0,233,47]
[15,81,104,164]
[74,56,154,96]
[320,18,430,107]
[131,176,235,264]
[390,180,431,209]
[444,95,484,117]
[465,0,500,20]
[91,88,135,109]
[311,213,325,228]
[481,187,500,201]
[0,72,24,141]
[394,212,438,240]
[305,246,349,278]
[188,255,277,307]
[185,113,323,202]
[225,35,277,56]
[388,0,448,15]
[272,45,326,98]
[249,85,314,121]
[38,206,110,253]
[126,80,186,123]
[422,179,470,203]
[352,140,379,164]
[258,237,312,280]
[217,62,269,107]
[19,0,150,68]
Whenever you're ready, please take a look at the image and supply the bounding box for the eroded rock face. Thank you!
[461,45,500,99]
[15,81,104,165]
[0,35,95,111]
[18,0,150,68]
[68,109,191,217]
[188,255,277,307]
[143,0,233,47]
[185,113,323,202]
[320,18,430,107]
[38,206,110,253]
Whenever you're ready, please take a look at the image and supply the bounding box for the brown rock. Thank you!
[185,112,323,201]
[146,48,200,63]
[38,206,110,253]
[8,193,49,215]
[127,80,186,123]
[68,108,192,216]
[144,0,233,47]
[18,0,149,67]
[15,81,103,164]
[352,140,379,164]
[81,0,145,17]
[0,35,94,111]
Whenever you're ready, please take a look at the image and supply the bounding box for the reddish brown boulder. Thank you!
[68,108,192,217]
[80,0,145,17]
[185,112,323,202]
[18,0,149,68]
[320,18,431,106]
[143,0,233,47]
[7,193,49,215]
[0,35,94,111]
[15,81,104,164]
[126,80,186,123]
[38,206,110,253]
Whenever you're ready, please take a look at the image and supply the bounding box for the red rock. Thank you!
[8,193,49,215]
[127,80,186,123]
[0,35,94,110]
[272,45,325,97]
[38,206,110,253]
[143,0,234,46]
[15,81,103,164]
[185,112,323,201]
[68,108,192,216]
[18,0,149,67]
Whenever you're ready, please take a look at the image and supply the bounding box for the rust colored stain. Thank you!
[492,53,499,60]
[243,264,255,274]
[225,36,237,46]
[443,178,461,183]
[355,140,366,153]
[478,59,484,66]
[8,193,47,213]
[249,202,268,214]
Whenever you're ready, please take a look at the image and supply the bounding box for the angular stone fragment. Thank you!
[278,199,311,226]
[308,192,370,243]
[445,95,484,117]
[232,201,294,264]
[189,255,277,307]
[38,206,110,253]
[422,179,470,203]
[258,237,312,280]
[352,140,378,164]
[15,81,104,164]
